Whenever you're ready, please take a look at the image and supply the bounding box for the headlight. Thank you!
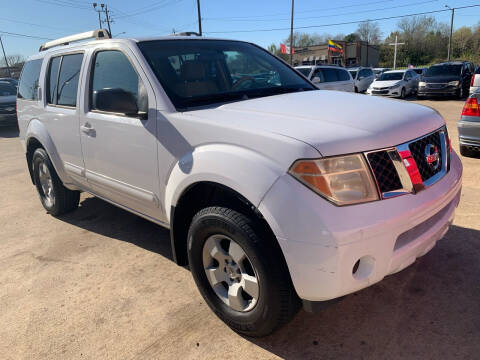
[448,80,459,86]
[389,82,401,89]
[289,154,379,206]
[419,81,426,87]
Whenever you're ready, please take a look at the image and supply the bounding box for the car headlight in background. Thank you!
[419,81,426,87]
[289,154,379,206]
[448,80,460,86]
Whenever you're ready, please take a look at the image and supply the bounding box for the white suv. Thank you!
[17,30,462,337]
[295,65,354,92]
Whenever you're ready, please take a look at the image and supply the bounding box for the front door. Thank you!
[79,47,162,221]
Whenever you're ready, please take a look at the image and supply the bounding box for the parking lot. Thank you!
[1,98,479,360]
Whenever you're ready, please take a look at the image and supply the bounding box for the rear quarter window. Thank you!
[322,68,338,82]
[18,59,42,100]
[336,69,351,81]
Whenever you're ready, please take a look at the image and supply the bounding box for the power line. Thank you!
[204,0,439,22]
[33,0,92,10]
[115,0,185,19]
[204,4,480,34]
[0,16,81,33]
[0,31,53,40]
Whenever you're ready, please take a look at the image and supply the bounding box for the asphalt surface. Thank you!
[1,98,479,360]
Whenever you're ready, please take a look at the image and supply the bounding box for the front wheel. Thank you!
[32,148,80,216]
[187,207,300,337]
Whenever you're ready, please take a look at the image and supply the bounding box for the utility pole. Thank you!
[290,0,294,65]
[196,0,202,36]
[93,3,102,28]
[0,36,12,77]
[446,5,455,61]
[389,35,405,70]
[104,4,112,35]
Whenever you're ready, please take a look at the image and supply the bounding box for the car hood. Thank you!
[423,75,460,83]
[0,95,16,104]
[372,80,402,88]
[185,90,445,156]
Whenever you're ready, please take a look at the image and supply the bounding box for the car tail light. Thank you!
[470,75,474,87]
[461,97,480,117]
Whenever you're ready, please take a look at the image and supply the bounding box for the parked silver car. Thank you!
[347,67,374,93]
[367,70,419,98]
[469,67,480,95]
[458,89,480,157]
[295,65,354,92]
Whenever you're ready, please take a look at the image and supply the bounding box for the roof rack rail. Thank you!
[39,29,111,51]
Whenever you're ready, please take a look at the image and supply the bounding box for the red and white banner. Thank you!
[280,43,294,54]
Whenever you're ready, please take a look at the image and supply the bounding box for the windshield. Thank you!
[138,40,315,109]
[296,68,312,77]
[0,82,16,96]
[425,65,462,77]
[348,70,357,79]
[377,72,403,81]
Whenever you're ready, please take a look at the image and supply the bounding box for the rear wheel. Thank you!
[460,145,478,158]
[32,148,80,216]
[187,207,300,337]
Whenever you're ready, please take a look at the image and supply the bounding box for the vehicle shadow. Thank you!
[0,124,19,138]
[246,225,480,359]
[58,196,174,261]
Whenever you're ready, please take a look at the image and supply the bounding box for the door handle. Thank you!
[80,122,94,135]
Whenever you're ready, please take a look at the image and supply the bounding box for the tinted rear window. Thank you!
[476,67,480,74]
[322,68,338,82]
[47,57,61,104]
[18,59,42,100]
[336,69,350,81]
[57,54,83,106]
[0,82,17,96]
[296,68,311,77]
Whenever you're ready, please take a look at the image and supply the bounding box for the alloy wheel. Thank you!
[38,161,54,207]
[202,234,259,312]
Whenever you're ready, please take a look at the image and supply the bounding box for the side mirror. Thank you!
[312,76,321,84]
[93,88,145,118]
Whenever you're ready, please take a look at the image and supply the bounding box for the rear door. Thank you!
[42,52,86,186]
[335,68,354,92]
[79,46,162,220]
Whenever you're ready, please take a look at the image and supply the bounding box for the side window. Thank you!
[47,54,83,107]
[47,56,61,104]
[91,50,147,116]
[336,69,350,81]
[312,68,325,82]
[57,54,83,106]
[18,59,42,100]
[404,72,411,80]
[358,69,366,78]
[366,69,373,77]
[322,68,338,82]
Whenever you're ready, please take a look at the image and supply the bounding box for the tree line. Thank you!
[269,16,480,67]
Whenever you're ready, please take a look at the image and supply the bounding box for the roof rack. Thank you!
[39,29,111,51]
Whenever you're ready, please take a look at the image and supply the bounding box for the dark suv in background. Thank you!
[418,61,474,99]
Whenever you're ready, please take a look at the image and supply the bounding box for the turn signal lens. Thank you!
[461,97,480,117]
[289,154,379,206]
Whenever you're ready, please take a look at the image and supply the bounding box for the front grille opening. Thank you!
[367,151,403,194]
[409,131,443,181]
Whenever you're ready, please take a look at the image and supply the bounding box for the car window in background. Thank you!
[476,67,480,74]
[17,59,42,100]
[348,70,357,79]
[322,68,338,82]
[336,69,350,81]
[378,72,403,81]
[0,82,17,96]
[312,68,325,82]
[56,54,83,107]
[425,65,462,77]
[296,68,311,77]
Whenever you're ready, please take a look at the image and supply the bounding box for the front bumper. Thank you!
[367,87,402,97]
[259,151,462,301]
[0,113,17,126]
[418,86,458,96]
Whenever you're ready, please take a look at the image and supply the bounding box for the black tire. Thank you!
[400,87,406,99]
[32,148,80,216]
[354,86,358,93]
[187,207,300,337]
[417,95,425,100]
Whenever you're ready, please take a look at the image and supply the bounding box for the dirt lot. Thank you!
[1,99,479,360]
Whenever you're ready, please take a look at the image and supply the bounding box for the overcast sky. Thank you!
[1,0,480,59]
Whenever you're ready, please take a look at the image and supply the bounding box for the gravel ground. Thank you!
[1,98,479,360]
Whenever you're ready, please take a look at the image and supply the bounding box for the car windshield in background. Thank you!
[138,40,315,109]
[348,70,357,78]
[296,68,311,77]
[0,82,16,96]
[378,72,403,81]
[425,65,462,77]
